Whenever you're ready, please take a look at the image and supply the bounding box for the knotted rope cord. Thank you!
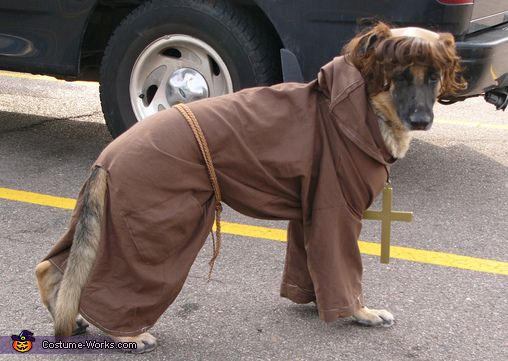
[174,103,223,281]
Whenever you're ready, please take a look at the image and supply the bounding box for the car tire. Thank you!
[99,0,281,137]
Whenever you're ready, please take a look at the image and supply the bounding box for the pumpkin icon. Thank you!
[11,330,34,353]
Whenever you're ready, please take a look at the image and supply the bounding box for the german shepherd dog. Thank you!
[35,23,465,353]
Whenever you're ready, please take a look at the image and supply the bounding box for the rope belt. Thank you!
[174,103,223,280]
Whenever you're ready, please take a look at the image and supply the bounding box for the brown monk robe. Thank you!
[44,55,395,335]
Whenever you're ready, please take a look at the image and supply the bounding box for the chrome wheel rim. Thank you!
[129,34,233,120]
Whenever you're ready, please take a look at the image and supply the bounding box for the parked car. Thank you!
[0,0,506,137]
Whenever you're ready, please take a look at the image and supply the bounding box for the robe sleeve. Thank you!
[281,207,364,322]
[306,207,364,321]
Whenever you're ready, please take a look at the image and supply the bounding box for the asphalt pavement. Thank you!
[0,72,507,360]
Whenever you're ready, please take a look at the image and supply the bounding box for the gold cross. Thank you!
[363,185,413,263]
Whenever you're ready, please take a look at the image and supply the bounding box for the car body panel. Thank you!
[0,0,96,76]
[470,0,508,32]
[254,0,473,81]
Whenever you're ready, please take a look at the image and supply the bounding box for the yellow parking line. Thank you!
[435,118,508,130]
[1,187,507,275]
[219,222,507,275]
[0,187,76,209]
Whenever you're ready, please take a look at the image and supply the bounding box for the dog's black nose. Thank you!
[409,112,433,130]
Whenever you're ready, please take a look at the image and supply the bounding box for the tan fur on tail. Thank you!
[54,167,107,336]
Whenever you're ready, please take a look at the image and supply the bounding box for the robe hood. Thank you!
[317,56,395,165]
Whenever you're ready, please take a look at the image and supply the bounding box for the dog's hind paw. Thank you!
[353,306,394,327]
[111,332,158,354]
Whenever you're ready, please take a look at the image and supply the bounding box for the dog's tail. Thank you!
[54,167,107,336]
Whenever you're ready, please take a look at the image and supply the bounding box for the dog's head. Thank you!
[343,22,466,131]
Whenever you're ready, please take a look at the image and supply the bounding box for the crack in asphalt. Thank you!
[0,111,103,134]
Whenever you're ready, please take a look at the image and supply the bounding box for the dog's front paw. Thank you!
[111,332,158,354]
[353,306,394,327]
[72,315,89,335]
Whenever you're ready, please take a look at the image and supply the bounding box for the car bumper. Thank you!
[454,22,508,98]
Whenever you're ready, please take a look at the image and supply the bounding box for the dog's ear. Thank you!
[348,21,391,57]
[342,22,393,94]
[356,17,382,54]
[356,17,385,34]
[364,34,379,53]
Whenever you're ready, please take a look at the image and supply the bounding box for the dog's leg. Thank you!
[110,333,158,354]
[35,260,89,335]
[352,306,394,327]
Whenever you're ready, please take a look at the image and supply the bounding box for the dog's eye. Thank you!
[393,68,412,84]
[428,73,440,83]
[393,73,407,83]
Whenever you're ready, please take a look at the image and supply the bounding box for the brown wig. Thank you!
[342,22,467,96]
